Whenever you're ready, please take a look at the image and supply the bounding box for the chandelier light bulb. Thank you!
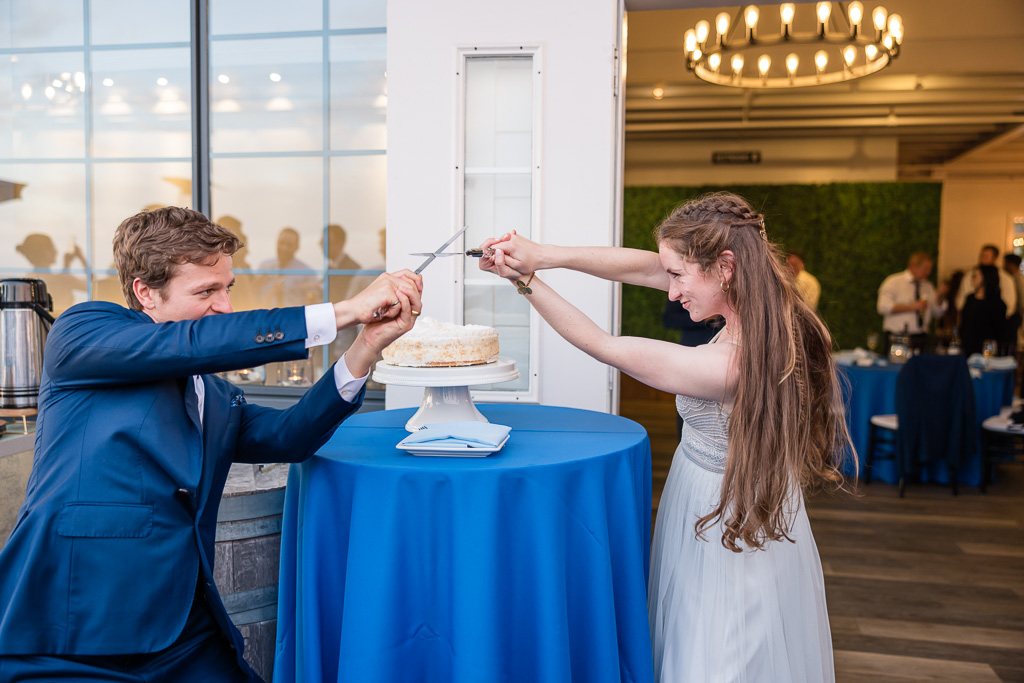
[744,5,759,31]
[695,20,710,44]
[843,44,857,67]
[652,87,664,100]
[692,48,703,61]
[785,53,799,76]
[865,43,878,60]
[816,2,832,25]
[708,53,722,72]
[848,1,864,27]
[872,6,888,32]
[780,3,796,27]
[716,12,730,42]
[814,49,829,73]
[757,54,771,78]
[684,28,697,54]
[731,54,744,76]
[882,33,894,49]
[20,84,32,100]
[887,13,903,42]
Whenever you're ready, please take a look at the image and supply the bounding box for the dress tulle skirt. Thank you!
[649,443,835,683]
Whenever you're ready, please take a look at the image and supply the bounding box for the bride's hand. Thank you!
[478,230,542,278]
[479,243,526,280]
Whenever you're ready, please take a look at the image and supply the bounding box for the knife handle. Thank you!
[466,249,484,257]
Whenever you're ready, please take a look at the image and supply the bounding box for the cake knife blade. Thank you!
[370,225,471,320]
[413,224,470,274]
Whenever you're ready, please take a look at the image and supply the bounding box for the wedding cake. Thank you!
[382,316,499,367]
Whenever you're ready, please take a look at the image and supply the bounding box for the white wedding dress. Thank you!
[648,390,835,682]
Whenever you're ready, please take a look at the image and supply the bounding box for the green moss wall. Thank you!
[622,183,943,350]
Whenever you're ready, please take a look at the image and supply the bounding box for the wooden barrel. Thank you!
[215,463,290,682]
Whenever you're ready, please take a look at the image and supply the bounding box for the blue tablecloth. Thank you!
[839,363,1014,486]
[273,404,654,683]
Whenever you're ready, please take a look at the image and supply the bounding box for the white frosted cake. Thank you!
[382,316,499,367]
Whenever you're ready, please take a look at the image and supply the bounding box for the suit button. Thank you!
[265,335,275,344]
[255,333,265,343]
[274,331,284,340]
[175,488,191,499]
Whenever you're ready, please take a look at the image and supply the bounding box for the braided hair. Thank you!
[656,192,852,552]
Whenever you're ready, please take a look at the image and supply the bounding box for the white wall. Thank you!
[938,179,1024,281]
[385,0,624,413]
[626,136,899,185]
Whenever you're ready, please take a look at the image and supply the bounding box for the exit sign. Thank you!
[712,151,761,164]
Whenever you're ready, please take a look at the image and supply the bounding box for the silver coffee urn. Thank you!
[0,278,55,409]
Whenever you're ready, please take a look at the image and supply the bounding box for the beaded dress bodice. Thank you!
[675,394,730,473]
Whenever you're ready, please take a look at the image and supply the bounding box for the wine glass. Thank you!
[866,333,880,354]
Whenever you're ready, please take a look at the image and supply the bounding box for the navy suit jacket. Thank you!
[0,302,363,666]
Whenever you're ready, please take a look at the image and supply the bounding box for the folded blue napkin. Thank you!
[402,421,512,448]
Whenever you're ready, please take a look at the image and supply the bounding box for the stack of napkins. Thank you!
[402,421,512,449]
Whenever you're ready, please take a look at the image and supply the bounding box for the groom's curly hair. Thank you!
[113,206,242,311]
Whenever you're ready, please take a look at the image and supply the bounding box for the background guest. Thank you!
[876,252,948,354]
[259,227,320,308]
[786,250,820,309]
[959,264,1007,357]
[956,244,1016,324]
[935,269,965,346]
[15,233,87,315]
[1001,253,1024,356]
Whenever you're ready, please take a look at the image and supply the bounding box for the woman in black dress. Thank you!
[959,264,1006,357]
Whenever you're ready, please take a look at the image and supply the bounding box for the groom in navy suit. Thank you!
[0,207,422,681]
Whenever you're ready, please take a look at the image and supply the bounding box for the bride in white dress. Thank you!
[480,192,851,682]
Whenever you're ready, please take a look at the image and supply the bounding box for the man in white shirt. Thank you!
[1002,253,1024,355]
[877,252,948,353]
[786,251,820,309]
[955,244,1017,320]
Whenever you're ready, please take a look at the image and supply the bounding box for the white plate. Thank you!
[395,434,510,457]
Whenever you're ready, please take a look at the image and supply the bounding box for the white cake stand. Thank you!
[372,357,519,432]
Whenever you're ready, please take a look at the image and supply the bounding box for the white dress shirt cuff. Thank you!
[334,354,369,402]
[304,303,338,349]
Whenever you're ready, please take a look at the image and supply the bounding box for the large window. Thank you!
[0,0,387,386]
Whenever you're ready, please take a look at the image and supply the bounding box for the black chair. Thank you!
[865,355,975,497]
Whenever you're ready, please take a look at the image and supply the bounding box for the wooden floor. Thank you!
[619,376,1024,683]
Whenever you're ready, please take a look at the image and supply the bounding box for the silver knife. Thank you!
[412,224,470,274]
[409,249,485,258]
[370,225,471,320]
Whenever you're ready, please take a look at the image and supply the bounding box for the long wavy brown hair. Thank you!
[656,192,854,552]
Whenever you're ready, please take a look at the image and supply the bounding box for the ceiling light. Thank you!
[683,3,903,88]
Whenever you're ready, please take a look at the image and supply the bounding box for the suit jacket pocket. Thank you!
[57,502,153,538]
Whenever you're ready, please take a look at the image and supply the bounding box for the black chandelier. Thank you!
[682,2,904,88]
